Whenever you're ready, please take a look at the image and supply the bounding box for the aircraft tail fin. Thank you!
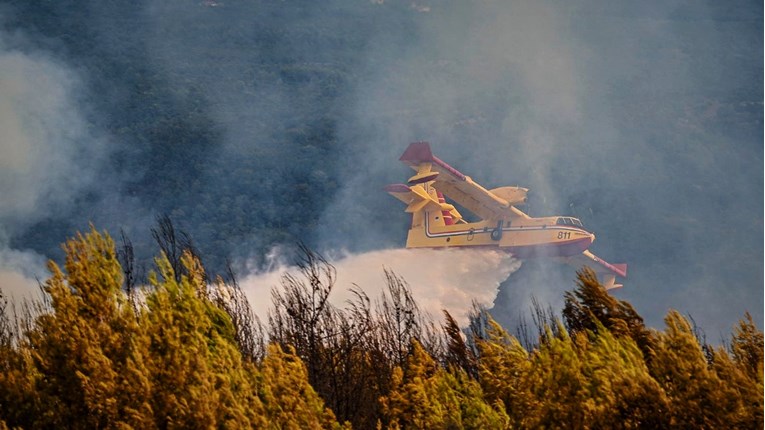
[399,141,434,164]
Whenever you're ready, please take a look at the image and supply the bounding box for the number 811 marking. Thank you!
[557,231,571,240]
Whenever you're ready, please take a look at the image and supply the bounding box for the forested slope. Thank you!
[0,228,761,429]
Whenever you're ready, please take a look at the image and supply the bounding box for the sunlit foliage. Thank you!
[0,228,761,429]
[0,228,343,429]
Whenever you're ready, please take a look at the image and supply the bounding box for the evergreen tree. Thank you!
[210,269,266,362]
[563,267,655,360]
[730,312,764,384]
[521,325,594,428]
[442,310,478,378]
[26,227,154,429]
[258,344,348,429]
[577,322,670,428]
[141,251,264,428]
[381,339,507,429]
[0,293,40,428]
[709,345,763,428]
[0,228,349,429]
[650,310,731,428]
[727,311,765,426]
[475,318,534,424]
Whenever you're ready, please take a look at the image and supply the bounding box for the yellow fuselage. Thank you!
[406,187,594,258]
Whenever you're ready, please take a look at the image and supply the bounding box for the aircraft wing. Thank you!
[399,142,529,221]
[565,250,628,290]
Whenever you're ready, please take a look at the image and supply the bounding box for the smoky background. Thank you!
[0,0,761,337]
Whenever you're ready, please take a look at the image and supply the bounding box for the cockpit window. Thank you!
[557,217,584,227]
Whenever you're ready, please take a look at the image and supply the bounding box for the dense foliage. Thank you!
[0,228,761,429]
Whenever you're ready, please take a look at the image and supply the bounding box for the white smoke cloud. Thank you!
[0,245,45,302]
[0,31,105,300]
[240,248,521,326]
[0,41,104,227]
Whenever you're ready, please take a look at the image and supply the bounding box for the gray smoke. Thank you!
[316,0,762,335]
[0,28,109,300]
[1,1,760,338]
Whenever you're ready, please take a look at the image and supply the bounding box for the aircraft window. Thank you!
[556,217,583,227]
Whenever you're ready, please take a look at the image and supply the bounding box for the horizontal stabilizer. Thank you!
[600,274,622,290]
[408,171,439,185]
[384,183,452,214]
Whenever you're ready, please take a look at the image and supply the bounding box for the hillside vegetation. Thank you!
[0,227,761,429]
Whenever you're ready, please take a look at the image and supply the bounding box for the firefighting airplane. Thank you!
[385,142,627,290]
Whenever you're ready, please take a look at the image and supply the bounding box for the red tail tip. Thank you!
[612,264,628,277]
[399,141,434,163]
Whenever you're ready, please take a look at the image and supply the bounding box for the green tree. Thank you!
[381,339,507,429]
[442,310,477,377]
[0,292,41,428]
[577,322,670,428]
[0,228,350,429]
[708,346,763,428]
[650,310,732,428]
[3,229,762,430]
[521,325,593,429]
[25,227,154,429]
[563,267,655,360]
[257,343,347,429]
[475,318,534,424]
[730,312,764,384]
[141,251,267,428]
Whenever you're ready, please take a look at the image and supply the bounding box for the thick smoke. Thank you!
[0,35,105,227]
[241,248,521,326]
[0,245,45,302]
[317,0,590,322]
[316,0,762,335]
[2,1,761,337]
[0,28,108,300]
